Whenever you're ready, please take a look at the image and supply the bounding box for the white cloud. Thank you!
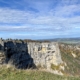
[10,31,69,37]
[0,2,80,33]
[0,8,34,23]
[61,0,79,5]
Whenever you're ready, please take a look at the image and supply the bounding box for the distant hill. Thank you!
[38,38,80,44]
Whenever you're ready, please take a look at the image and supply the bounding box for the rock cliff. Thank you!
[1,39,80,76]
[0,39,63,73]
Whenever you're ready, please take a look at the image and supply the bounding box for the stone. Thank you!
[0,39,63,71]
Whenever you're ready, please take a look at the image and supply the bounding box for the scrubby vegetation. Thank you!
[59,43,80,76]
[51,63,60,70]
[51,63,65,74]
[0,66,80,80]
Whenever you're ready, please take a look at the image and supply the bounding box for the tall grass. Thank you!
[0,66,80,80]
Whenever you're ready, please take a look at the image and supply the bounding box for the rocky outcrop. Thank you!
[27,42,63,70]
[0,39,63,74]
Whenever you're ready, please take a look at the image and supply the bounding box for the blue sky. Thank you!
[0,0,80,39]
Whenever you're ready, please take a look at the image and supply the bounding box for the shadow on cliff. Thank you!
[0,44,2,50]
[0,44,4,50]
[4,41,36,69]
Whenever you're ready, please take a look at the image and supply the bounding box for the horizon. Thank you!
[1,37,80,40]
[0,0,80,39]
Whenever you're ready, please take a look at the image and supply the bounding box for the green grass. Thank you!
[0,66,80,80]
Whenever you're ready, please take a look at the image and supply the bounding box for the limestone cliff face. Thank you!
[0,39,63,72]
[27,42,63,69]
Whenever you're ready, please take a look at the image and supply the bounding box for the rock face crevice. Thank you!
[0,39,63,71]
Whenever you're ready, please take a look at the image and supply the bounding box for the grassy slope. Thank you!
[59,43,80,76]
[0,67,80,80]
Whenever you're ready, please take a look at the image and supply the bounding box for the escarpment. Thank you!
[0,39,63,74]
[0,39,80,76]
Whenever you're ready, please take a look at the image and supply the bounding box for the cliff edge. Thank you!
[0,39,63,75]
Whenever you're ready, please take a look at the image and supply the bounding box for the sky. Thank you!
[0,0,80,39]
